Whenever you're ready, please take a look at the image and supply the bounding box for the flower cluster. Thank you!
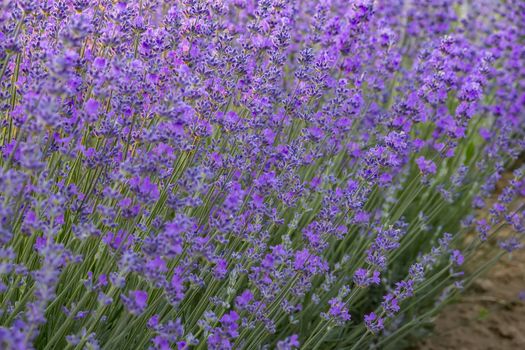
[0,0,524,349]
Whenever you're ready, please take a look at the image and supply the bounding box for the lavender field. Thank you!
[0,1,524,349]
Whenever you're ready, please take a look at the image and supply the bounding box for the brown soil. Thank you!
[417,169,525,350]
[417,242,525,350]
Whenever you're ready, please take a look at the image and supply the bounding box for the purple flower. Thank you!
[409,263,425,282]
[394,280,414,300]
[479,128,492,141]
[235,290,253,310]
[324,298,351,325]
[476,219,491,241]
[207,311,239,350]
[294,249,328,275]
[451,250,464,266]
[213,258,228,280]
[85,99,100,116]
[364,312,384,334]
[276,334,300,350]
[0,0,522,348]
[499,237,522,253]
[459,82,483,102]
[353,268,381,287]
[416,156,437,175]
[131,176,160,203]
[93,57,106,70]
[122,290,148,315]
[381,293,400,316]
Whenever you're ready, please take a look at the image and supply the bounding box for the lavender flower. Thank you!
[0,1,523,349]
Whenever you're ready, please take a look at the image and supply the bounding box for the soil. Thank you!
[416,247,525,350]
[417,185,525,350]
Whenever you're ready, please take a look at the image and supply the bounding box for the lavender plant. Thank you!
[0,0,524,349]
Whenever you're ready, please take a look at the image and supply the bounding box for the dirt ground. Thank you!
[417,170,525,350]
[417,234,525,350]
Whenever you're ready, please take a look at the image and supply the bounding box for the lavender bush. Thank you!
[1,0,524,349]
